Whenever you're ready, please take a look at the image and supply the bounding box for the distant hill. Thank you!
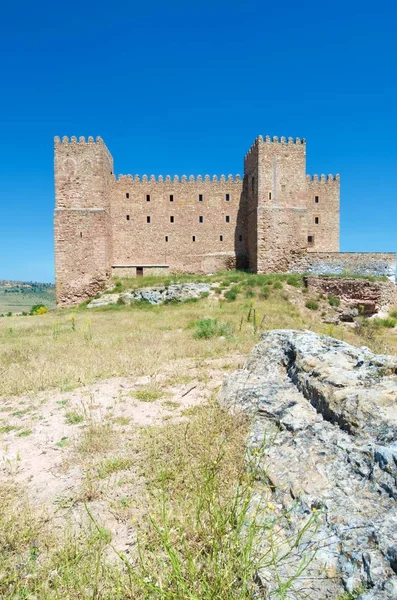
[0,280,55,314]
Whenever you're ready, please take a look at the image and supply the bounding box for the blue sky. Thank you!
[0,0,396,282]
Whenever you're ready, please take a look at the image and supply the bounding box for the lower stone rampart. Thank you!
[290,252,396,281]
[304,276,396,312]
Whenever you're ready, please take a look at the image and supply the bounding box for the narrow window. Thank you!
[268,192,272,200]
[146,194,150,202]
[126,192,129,199]
[199,194,203,202]
[136,267,143,277]
[308,235,314,244]
[226,215,230,223]
[226,193,230,201]
[220,235,223,241]
[315,216,319,224]
[165,235,168,242]
[315,195,319,203]
[170,194,174,202]
[170,215,174,223]
[126,215,130,221]
[147,216,151,223]
[80,232,83,238]
[239,234,243,242]
[251,176,255,191]
[192,235,196,242]
[199,216,203,223]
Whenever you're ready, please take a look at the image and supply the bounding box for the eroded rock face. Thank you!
[87,283,211,308]
[221,330,397,599]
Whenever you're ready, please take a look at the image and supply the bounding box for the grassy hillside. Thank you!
[0,270,395,599]
[0,280,55,314]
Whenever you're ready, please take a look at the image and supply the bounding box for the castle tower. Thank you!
[54,136,114,306]
[244,136,308,272]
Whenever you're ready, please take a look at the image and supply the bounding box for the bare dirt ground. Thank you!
[0,355,244,555]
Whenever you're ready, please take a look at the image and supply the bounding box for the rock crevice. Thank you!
[221,330,397,599]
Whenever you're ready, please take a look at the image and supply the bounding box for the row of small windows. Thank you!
[125,193,231,202]
[162,234,243,242]
[126,215,231,223]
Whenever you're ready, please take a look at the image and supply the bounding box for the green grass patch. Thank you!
[134,386,163,402]
[328,295,341,307]
[97,456,133,478]
[305,299,319,310]
[192,318,232,339]
[65,411,84,425]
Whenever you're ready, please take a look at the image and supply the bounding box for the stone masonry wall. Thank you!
[306,175,340,252]
[111,175,246,273]
[304,276,397,311]
[54,137,113,305]
[54,134,396,308]
[289,252,396,281]
[247,136,310,273]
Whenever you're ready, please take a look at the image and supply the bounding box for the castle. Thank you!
[54,135,395,306]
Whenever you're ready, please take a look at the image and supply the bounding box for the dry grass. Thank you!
[1,271,394,398]
[0,271,395,598]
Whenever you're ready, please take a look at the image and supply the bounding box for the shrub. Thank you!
[30,304,47,315]
[259,287,270,299]
[374,317,396,329]
[224,288,238,301]
[116,296,126,305]
[389,310,397,319]
[286,275,302,287]
[273,281,283,290]
[328,295,341,308]
[245,288,255,298]
[305,299,319,310]
[193,318,232,339]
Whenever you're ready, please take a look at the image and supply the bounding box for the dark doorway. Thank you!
[136,267,143,277]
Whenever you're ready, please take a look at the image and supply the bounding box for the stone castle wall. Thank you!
[54,134,394,307]
[111,174,247,273]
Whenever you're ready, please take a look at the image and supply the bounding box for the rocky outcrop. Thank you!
[221,330,397,599]
[304,276,396,315]
[87,283,211,308]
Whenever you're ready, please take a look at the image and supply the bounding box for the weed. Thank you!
[224,287,239,301]
[65,410,84,425]
[193,318,232,339]
[305,299,319,310]
[56,436,69,447]
[17,429,32,437]
[273,281,283,289]
[97,456,133,478]
[134,386,163,402]
[373,317,396,328]
[328,295,341,307]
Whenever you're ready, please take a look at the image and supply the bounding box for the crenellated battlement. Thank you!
[115,173,242,184]
[307,174,340,183]
[54,135,106,145]
[54,133,345,306]
[244,135,306,159]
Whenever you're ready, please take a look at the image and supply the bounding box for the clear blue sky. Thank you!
[0,0,396,283]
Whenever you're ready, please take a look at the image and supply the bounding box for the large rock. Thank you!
[221,330,397,599]
[87,283,211,308]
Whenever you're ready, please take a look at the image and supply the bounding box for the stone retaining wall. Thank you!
[290,252,396,281]
[304,275,396,312]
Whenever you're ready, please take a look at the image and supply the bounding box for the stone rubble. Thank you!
[221,330,397,599]
[87,282,211,308]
